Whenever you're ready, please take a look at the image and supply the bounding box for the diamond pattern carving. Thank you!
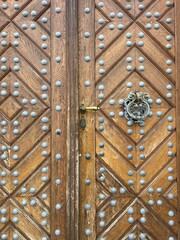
[0,1,52,239]
[80,0,178,239]
[0,96,22,120]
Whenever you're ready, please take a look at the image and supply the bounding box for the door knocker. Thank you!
[124,91,151,126]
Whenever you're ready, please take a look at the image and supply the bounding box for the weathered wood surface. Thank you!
[0,0,67,239]
[79,0,180,239]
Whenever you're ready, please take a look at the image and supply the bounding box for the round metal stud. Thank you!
[128,217,134,223]
[154,24,160,29]
[55,230,61,236]
[85,229,91,236]
[146,23,152,29]
[128,207,134,214]
[42,1,48,6]
[1,40,7,47]
[140,217,146,223]
[85,179,91,185]
[166,1,172,7]
[1,32,7,38]
[140,208,146,214]
[55,7,61,13]
[56,204,62,210]
[168,220,174,226]
[110,12,115,18]
[22,24,27,30]
[13,234,19,240]
[168,210,174,217]
[139,233,146,240]
[168,167,174,173]
[127,82,132,87]
[166,35,172,41]
[157,200,163,206]
[55,154,62,160]
[168,176,174,182]
[99,69,105,75]
[146,12,152,18]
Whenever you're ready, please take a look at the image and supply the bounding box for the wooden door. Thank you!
[0,1,68,239]
[79,0,180,239]
[0,0,180,239]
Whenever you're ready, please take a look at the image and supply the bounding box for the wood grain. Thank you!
[79,0,96,239]
[79,0,180,239]
[175,0,180,238]
[50,0,67,239]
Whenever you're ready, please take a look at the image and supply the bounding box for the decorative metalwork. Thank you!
[124,91,150,126]
[79,104,100,130]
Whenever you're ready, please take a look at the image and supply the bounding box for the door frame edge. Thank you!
[175,0,180,238]
[66,0,80,239]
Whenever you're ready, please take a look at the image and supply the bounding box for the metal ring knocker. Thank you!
[124,91,151,126]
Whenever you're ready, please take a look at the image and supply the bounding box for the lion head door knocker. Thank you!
[124,91,151,126]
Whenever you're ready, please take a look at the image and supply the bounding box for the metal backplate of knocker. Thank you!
[124,91,151,126]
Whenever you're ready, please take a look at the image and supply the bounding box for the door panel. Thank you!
[0,1,67,239]
[0,0,179,239]
[79,0,179,239]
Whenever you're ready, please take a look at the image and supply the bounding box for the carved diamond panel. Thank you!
[79,0,178,239]
[0,0,66,239]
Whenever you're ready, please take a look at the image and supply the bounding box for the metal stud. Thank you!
[146,23,152,29]
[166,35,172,41]
[157,200,163,206]
[154,187,161,194]
[98,2,105,7]
[85,179,91,185]
[109,24,114,30]
[1,32,7,38]
[148,187,154,194]
[128,207,134,214]
[148,200,154,206]
[30,200,37,207]
[140,208,146,214]
[55,7,61,13]
[55,230,61,236]
[128,217,134,223]
[140,217,146,223]
[84,7,91,13]
[168,176,174,182]
[1,40,7,47]
[139,233,146,240]
[56,204,62,210]
[168,210,174,217]
[128,234,135,240]
[154,24,160,29]
[13,234,19,240]
[166,1,172,7]
[42,1,48,6]
[84,80,91,87]
[85,229,91,236]
[168,167,174,172]
[22,24,27,30]
[56,154,62,160]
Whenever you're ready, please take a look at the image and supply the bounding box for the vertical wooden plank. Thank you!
[50,1,67,239]
[175,0,180,238]
[66,0,79,239]
[79,0,96,239]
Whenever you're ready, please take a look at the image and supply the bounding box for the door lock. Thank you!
[79,104,100,130]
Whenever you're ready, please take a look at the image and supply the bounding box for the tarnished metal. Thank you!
[79,104,100,129]
[79,105,100,112]
[124,91,150,126]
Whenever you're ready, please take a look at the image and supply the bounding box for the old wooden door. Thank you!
[0,0,180,240]
[79,0,180,240]
[0,0,69,239]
